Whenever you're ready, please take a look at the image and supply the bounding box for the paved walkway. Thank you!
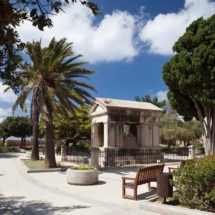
[0,152,176,215]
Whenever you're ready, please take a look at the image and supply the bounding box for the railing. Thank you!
[99,147,203,169]
[66,147,90,164]
[63,146,204,169]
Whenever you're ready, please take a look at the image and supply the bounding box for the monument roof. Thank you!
[93,97,162,111]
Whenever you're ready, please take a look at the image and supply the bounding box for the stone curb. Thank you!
[27,168,67,173]
[20,159,68,173]
[140,198,214,215]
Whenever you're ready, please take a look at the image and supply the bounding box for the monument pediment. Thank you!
[89,100,107,116]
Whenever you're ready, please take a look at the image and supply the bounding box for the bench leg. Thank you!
[134,188,137,201]
[122,187,125,198]
[122,180,125,198]
[148,182,151,190]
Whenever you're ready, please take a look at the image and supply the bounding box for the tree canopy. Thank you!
[39,105,91,145]
[0,116,32,146]
[162,14,215,155]
[135,95,166,113]
[0,0,100,93]
[160,107,201,147]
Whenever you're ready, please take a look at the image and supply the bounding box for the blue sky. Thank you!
[0,0,215,122]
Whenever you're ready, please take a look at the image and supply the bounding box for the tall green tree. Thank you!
[39,105,91,146]
[11,116,32,148]
[0,117,14,146]
[0,124,4,139]
[0,0,100,93]
[135,95,166,113]
[162,14,215,155]
[0,116,32,147]
[160,112,201,147]
[10,37,96,168]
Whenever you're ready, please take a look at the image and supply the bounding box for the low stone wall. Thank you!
[0,139,46,147]
[5,140,32,147]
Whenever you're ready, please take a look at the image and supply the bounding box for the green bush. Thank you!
[193,142,205,154]
[159,144,168,149]
[0,146,20,153]
[170,144,180,149]
[0,146,10,153]
[171,156,215,211]
[9,147,19,152]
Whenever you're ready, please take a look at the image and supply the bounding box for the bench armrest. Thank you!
[122,177,135,180]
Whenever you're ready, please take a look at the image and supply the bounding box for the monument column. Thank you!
[91,123,95,147]
[103,122,108,147]
[144,124,153,147]
[137,124,145,147]
[152,124,160,147]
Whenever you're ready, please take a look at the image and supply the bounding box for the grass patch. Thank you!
[22,159,67,169]
[23,159,45,169]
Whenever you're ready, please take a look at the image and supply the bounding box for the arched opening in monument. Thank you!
[123,123,138,147]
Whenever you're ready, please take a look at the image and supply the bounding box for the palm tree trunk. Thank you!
[31,94,40,160]
[44,100,57,168]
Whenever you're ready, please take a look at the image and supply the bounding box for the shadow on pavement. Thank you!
[95,180,106,185]
[99,167,138,175]
[138,190,157,200]
[0,153,21,159]
[0,193,91,215]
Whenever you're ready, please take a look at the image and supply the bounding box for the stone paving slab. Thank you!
[0,152,168,215]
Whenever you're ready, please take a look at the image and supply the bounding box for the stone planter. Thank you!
[26,151,32,158]
[66,168,98,185]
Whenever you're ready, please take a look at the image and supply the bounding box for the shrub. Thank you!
[171,156,215,211]
[70,165,94,170]
[170,144,180,149]
[193,142,205,154]
[9,147,19,152]
[0,146,10,153]
[159,144,168,149]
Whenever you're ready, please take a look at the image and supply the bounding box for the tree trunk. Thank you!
[44,100,57,168]
[2,137,7,146]
[20,137,23,148]
[23,138,26,148]
[199,108,215,155]
[31,93,40,160]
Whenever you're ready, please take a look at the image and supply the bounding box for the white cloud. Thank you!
[155,90,168,101]
[0,108,12,122]
[17,3,143,63]
[0,82,17,103]
[139,0,215,55]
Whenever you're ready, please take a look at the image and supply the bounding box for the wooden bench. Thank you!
[168,159,194,172]
[122,164,165,200]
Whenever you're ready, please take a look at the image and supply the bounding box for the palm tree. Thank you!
[7,37,96,168]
